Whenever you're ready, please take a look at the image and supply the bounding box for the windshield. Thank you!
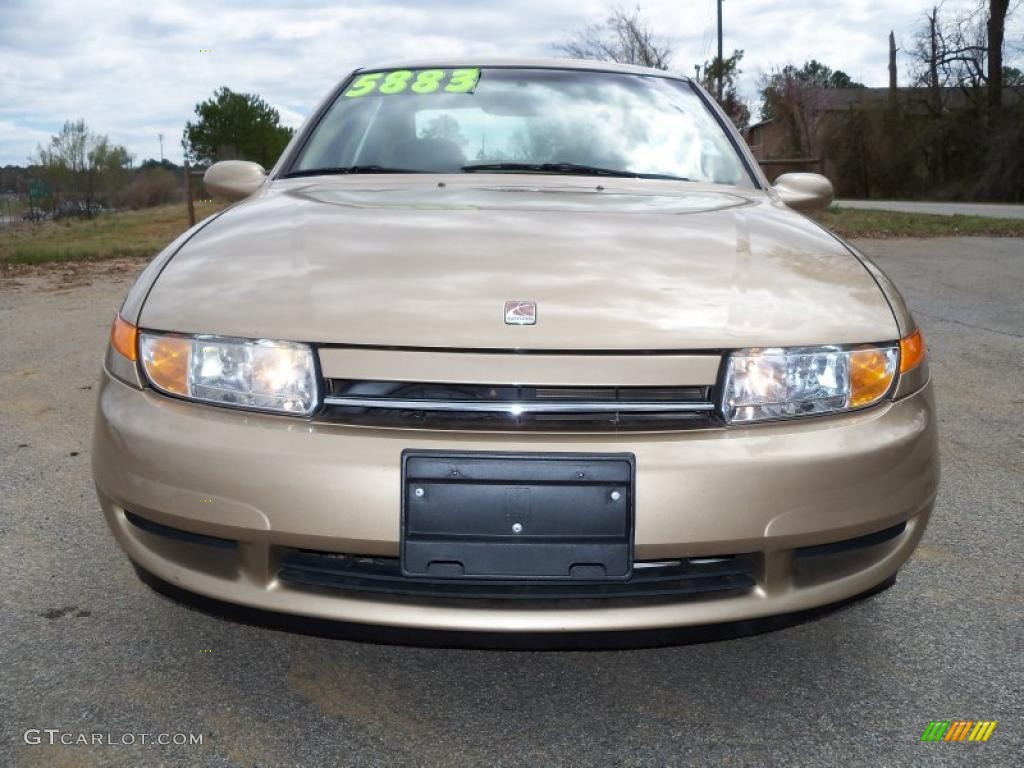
[288,67,752,186]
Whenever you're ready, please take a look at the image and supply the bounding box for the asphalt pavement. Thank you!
[1,239,1021,767]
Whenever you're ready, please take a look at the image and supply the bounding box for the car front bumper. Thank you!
[93,369,938,634]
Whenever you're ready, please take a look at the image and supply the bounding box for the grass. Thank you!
[0,202,227,266]
[1,196,27,218]
[814,205,1024,238]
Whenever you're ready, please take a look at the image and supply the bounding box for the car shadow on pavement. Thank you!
[133,562,896,651]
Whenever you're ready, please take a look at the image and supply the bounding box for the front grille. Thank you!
[278,551,756,601]
[319,380,719,431]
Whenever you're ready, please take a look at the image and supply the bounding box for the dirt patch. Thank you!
[0,255,151,292]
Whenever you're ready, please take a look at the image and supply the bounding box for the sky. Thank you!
[1,0,1019,166]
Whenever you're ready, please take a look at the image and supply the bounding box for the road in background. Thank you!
[835,199,1024,219]
[1,240,1021,767]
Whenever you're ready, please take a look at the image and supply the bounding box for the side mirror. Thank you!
[203,160,267,201]
[772,173,834,212]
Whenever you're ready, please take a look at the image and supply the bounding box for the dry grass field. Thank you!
[0,202,227,266]
[3,200,1023,269]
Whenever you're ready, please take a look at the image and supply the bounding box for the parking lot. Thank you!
[1,237,1021,767]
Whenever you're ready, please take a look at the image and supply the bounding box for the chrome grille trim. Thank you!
[322,396,715,414]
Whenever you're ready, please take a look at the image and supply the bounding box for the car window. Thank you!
[290,68,752,186]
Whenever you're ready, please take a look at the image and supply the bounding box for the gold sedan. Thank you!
[93,59,938,641]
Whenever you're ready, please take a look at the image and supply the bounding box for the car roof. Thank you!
[357,57,689,80]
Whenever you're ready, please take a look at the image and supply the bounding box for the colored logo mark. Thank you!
[921,721,997,742]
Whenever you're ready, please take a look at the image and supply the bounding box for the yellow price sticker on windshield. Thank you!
[344,68,480,98]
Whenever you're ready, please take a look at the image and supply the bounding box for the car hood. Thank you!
[140,176,898,350]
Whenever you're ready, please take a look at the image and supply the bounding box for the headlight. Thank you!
[139,332,318,416]
[722,344,898,424]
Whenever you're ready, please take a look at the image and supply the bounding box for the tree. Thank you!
[34,121,83,211]
[795,60,865,89]
[84,138,133,210]
[908,2,1017,107]
[419,115,466,145]
[911,4,983,92]
[761,61,865,121]
[987,0,1011,109]
[759,61,866,156]
[34,120,133,214]
[182,87,294,168]
[699,49,750,128]
[126,166,181,209]
[555,6,671,70]
[1004,65,1024,85]
[139,158,182,173]
[909,1,1018,112]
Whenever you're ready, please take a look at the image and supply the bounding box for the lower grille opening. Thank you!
[125,511,238,550]
[278,551,756,601]
[794,522,907,560]
[792,522,908,588]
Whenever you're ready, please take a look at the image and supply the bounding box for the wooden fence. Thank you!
[757,157,824,181]
[183,162,209,226]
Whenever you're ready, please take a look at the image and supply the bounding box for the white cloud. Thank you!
[0,121,54,165]
[0,0,1017,165]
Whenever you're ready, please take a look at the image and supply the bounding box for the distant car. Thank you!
[21,207,48,222]
[93,59,938,640]
[54,200,104,219]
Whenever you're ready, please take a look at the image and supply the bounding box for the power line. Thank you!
[700,0,715,62]
[717,0,724,99]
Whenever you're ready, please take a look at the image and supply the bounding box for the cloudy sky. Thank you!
[1,0,1018,166]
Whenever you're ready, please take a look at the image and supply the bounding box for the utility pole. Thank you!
[717,0,724,100]
[158,133,164,163]
[928,6,940,113]
[888,31,898,102]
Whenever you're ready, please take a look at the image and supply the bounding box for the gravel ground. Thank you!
[1,239,1021,767]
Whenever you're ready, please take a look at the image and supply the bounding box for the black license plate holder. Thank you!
[401,451,634,580]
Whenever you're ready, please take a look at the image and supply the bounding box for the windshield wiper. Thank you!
[461,162,693,182]
[282,165,424,178]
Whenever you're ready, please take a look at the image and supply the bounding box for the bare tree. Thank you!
[759,68,830,157]
[759,62,864,157]
[35,120,88,213]
[555,6,672,70]
[911,4,987,97]
[909,1,1019,112]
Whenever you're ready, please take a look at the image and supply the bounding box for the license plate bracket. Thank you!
[401,451,634,580]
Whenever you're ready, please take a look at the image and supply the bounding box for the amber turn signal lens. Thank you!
[899,330,925,373]
[139,334,191,395]
[848,347,897,407]
[110,315,138,361]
